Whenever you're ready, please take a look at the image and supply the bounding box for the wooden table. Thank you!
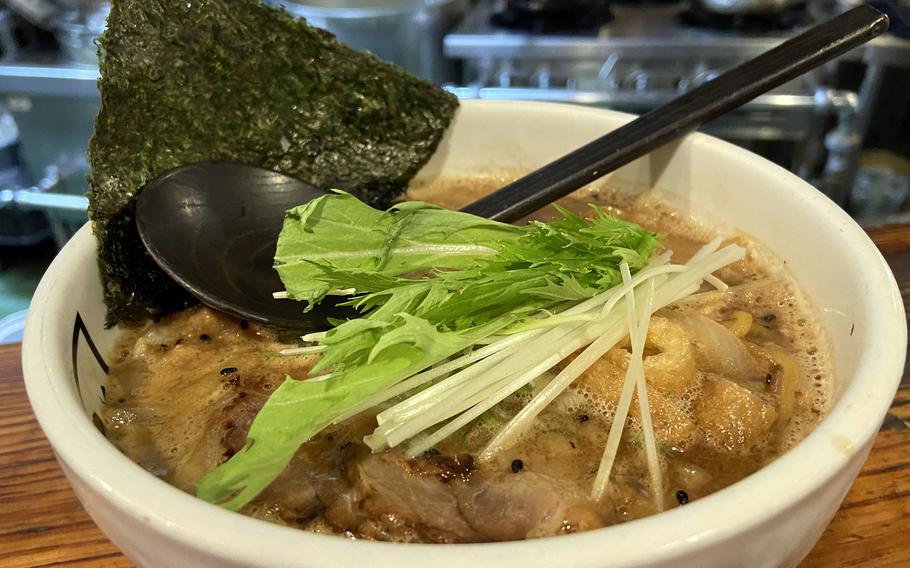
[2,229,909,568]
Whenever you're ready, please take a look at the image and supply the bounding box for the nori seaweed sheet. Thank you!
[88,0,459,326]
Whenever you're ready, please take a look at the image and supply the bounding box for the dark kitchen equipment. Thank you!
[267,0,468,83]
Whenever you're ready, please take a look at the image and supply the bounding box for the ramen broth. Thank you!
[100,179,831,542]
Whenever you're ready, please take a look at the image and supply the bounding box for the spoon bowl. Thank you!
[135,162,352,330]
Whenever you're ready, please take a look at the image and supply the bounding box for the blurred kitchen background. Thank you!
[0,0,909,342]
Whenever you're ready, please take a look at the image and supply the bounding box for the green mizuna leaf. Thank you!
[274,191,522,306]
[197,193,661,510]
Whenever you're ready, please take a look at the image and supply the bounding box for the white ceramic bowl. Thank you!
[23,101,906,568]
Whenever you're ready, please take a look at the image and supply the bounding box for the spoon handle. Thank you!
[460,5,889,223]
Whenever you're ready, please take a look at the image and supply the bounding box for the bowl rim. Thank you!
[22,100,907,567]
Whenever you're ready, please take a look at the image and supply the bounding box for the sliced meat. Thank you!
[345,448,606,542]
[349,451,482,542]
[243,470,321,527]
[221,394,267,457]
[456,471,606,540]
[219,376,284,457]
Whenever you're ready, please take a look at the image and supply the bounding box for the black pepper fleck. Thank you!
[199,334,211,342]
[762,314,776,322]
[220,367,238,377]
[240,320,249,330]
[578,414,590,423]
[424,448,440,456]
[676,490,689,505]
[765,373,773,385]
[511,459,524,473]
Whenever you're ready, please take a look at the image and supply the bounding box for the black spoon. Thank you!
[136,5,888,331]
